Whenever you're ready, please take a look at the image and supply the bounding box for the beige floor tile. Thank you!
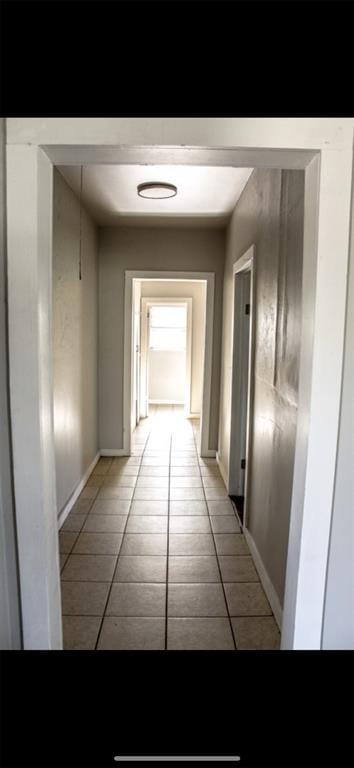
[97,487,134,500]
[63,616,101,650]
[168,583,227,617]
[86,476,105,487]
[83,515,127,533]
[61,554,117,582]
[61,514,87,532]
[202,477,226,488]
[61,581,110,615]
[139,467,169,477]
[130,501,168,516]
[92,465,110,476]
[170,467,200,477]
[120,533,167,556]
[133,488,169,501]
[214,533,249,555]
[200,466,220,475]
[219,556,259,582]
[107,467,139,477]
[207,500,235,515]
[97,617,165,650]
[167,618,234,650]
[170,501,208,516]
[225,583,272,616]
[204,488,229,500]
[90,499,131,516]
[170,477,202,488]
[232,616,280,649]
[103,476,137,487]
[114,556,167,583]
[168,556,220,583]
[170,488,204,501]
[210,515,240,533]
[79,487,99,500]
[73,532,123,555]
[60,553,69,571]
[106,582,166,616]
[136,477,169,488]
[72,498,94,515]
[59,531,79,554]
[169,533,214,555]
[126,516,168,533]
[169,516,211,534]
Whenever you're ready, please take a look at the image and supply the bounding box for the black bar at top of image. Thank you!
[0,0,353,117]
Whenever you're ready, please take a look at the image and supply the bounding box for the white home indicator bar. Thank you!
[114,758,241,763]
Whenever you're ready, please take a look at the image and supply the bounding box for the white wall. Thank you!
[218,168,304,612]
[53,170,99,516]
[141,281,206,413]
[0,118,22,648]
[98,227,224,450]
[322,173,354,649]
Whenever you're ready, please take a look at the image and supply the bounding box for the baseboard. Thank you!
[216,451,228,487]
[243,526,283,630]
[57,451,100,529]
[148,399,185,405]
[100,448,128,456]
[201,449,217,458]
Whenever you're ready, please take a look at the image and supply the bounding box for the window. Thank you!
[149,305,187,351]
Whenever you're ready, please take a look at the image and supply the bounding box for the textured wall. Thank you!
[218,168,304,607]
[53,170,99,515]
[98,227,225,450]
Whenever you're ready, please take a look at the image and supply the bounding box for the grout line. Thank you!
[192,424,238,651]
[93,434,151,651]
[164,431,173,650]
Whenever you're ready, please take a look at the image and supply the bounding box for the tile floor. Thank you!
[59,406,280,650]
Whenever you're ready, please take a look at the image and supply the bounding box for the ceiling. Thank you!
[57,164,253,227]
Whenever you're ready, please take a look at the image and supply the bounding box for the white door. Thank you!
[147,304,188,406]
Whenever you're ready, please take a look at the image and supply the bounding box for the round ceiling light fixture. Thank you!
[137,182,177,199]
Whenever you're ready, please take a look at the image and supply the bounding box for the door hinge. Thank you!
[241,458,246,470]
[245,303,250,315]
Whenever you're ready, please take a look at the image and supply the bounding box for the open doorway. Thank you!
[142,299,192,416]
[125,273,213,458]
[228,247,254,525]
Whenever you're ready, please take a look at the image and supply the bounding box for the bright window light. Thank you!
[149,305,187,351]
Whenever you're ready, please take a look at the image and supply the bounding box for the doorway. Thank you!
[141,299,192,417]
[228,247,254,525]
[124,272,214,459]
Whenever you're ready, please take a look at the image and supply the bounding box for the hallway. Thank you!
[59,407,280,650]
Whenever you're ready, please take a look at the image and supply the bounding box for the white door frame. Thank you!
[6,125,353,649]
[124,271,214,458]
[228,247,255,528]
[140,297,192,415]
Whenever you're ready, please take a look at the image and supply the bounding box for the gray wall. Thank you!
[53,170,99,515]
[218,168,304,608]
[98,227,225,450]
[322,172,354,649]
[0,119,22,648]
